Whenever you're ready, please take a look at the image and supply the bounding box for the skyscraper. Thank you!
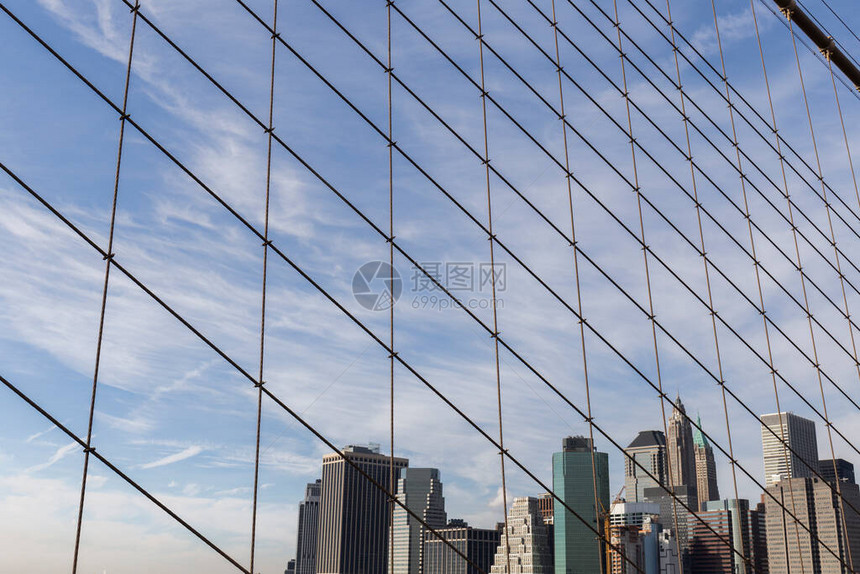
[553,436,610,574]
[819,458,856,486]
[295,479,321,574]
[491,497,553,574]
[693,415,719,510]
[390,468,447,574]
[688,499,767,574]
[642,484,696,565]
[624,431,667,503]
[605,501,662,574]
[537,492,554,525]
[317,444,408,574]
[764,476,860,574]
[760,412,818,486]
[666,396,698,511]
[423,520,500,574]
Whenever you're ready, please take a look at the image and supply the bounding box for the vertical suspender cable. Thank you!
[715,1,808,571]
[827,56,860,227]
[610,2,684,570]
[786,9,856,570]
[71,3,140,572]
[548,1,604,570]
[661,0,746,562]
[386,0,397,571]
[250,1,279,573]
[474,1,510,571]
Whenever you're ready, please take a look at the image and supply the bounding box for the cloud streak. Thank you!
[139,445,204,469]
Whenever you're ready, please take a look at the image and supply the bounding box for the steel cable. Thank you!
[7,2,849,564]
[610,0,686,570]
[249,1,279,573]
[0,159,647,574]
[71,3,139,572]
[5,2,852,568]
[473,0,512,571]
[548,0,604,570]
[787,9,856,569]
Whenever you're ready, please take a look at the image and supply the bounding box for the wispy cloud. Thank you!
[25,425,56,443]
[139,445,203,469]
[25,441,79,473]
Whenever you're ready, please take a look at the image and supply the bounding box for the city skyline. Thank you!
[4,0,860,572]
[287,397,860,573]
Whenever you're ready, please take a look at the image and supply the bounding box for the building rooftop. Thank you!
[692,415,709,449]
[627,430,666,449]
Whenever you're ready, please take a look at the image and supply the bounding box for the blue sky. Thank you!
[2,0,860,572]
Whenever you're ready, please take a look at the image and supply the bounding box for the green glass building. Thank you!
[552,436,610,574]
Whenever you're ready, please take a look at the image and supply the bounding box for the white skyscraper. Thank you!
[491,497,553,574]
[760,412,818,486]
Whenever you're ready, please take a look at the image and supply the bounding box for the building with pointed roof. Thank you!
[693,416,719,510]
[667,396,698,512]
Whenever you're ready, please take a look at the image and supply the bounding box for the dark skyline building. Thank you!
[552,436,609,574]
[295,479,321,574]
[317,444,408,574]
[688,499,767,574]
[819,458,856,486]
[537,492,555,566]
[423,520,500,574]
[390,467,447,574]
[624,430,668,504]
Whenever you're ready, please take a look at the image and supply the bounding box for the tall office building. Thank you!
[423,520,500,574]
[819,458,856,486]
[317,445,408,574]
[667,396,698,511]
[625,431,668,503]
[693,415,719,510]
[760,412,818,486]
[750,501,768,574]
[642,485,696,565]
[537,492,555,566]
[295,479,321,574]
[688,499,767,574]
[605,502,662,574]
[764,476,860,574]
[390,468,447,574]
[491,497,553,574]
[553,436,610,574]
[538,492,554,525]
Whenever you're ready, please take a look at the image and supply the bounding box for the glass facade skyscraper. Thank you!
[552,436,610,574]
